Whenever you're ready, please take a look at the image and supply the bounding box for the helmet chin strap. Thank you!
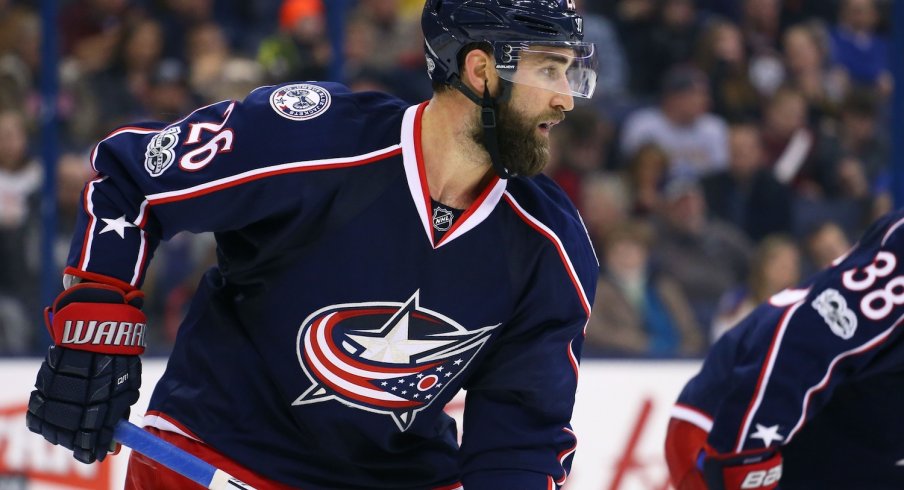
[448,76,515,179]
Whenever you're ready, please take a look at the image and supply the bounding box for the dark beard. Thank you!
[471,99,560,178]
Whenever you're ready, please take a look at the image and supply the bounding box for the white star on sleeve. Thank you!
[749,424,784,447]
[99,215,136,239]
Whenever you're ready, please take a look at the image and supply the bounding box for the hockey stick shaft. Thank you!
[113,420,256,490]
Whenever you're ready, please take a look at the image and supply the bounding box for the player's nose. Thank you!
[551,90,574,112]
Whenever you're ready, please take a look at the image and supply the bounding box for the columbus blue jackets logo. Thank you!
[270,83,331,121]
[294,291,498,431]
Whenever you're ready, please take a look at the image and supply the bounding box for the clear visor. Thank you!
[493,41,598,99]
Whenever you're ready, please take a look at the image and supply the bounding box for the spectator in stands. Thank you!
[59,0,129,74]
[0,4,37,111]
[653,177,752,327]
[711,234,801,342]
[828,0,891,97]
[614,0,704,99]
[88,17,165,134]
[702,122,792,242]
[0,109,40,353]
[760,85,819,192]
[741,0,782,54]
[693,17,761,122]
[781,21,848,126]
[154,0,217,61]
[257,0,330,84]
[359,0,432,100]
[145,58,196,123]
[574,0,628,99]
[205,58,266,104]
[0,7,38,132]
[813,88,888,203]
[585,220,704,358]
[778,0,841,27]
[620,65,729,179]
[351,0,423,71]
[185,22,265,104]
[609,0,659,98]
[579,172,631,254]
[802,220,852,275]
[185,22,231,100]
[0,2,34,58]
[623,142,669,217]
[547,106,612,204]
[741,0,786,97]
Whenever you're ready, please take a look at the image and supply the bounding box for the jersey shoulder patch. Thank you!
[269,83,332,121]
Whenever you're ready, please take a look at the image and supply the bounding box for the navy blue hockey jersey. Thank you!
[672,210,904,489]
[66,82,598,489]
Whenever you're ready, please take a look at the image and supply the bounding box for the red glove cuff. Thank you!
[46,283,147,355]
[665,418,709,490]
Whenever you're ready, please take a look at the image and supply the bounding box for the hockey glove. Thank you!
[665,417,783,490]
[26,282,146,464]
[701,447,782,490]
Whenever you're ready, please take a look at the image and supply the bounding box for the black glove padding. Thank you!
[26,346,141,463]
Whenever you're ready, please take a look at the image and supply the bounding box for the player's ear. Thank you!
[461,48,498,95]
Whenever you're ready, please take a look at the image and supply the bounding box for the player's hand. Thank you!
[665,417,783,490]
[26,282,146,464]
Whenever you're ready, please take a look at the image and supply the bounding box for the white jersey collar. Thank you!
[401,102,507,249]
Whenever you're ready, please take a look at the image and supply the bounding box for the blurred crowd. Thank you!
[0,0,895,357]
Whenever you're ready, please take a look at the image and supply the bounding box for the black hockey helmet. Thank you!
[422,0,598,99]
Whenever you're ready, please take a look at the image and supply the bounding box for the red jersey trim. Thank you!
[145,145,402,206]
[786,317,904,443]
[671,403,714,432]
[734,302,803,452]
[501,192,591,318]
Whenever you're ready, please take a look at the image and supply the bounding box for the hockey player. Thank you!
[26,1,599,488]
[665,210,904,489]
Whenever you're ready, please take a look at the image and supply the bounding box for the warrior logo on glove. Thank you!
[294,290,498,431]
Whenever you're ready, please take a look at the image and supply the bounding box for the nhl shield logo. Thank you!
[432,206,454,231]
[294,291,498,431]
[270,83,332,121]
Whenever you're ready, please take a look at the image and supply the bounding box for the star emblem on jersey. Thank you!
[749,424,784,447]
[98,215,136,239]
[294,291,498,431]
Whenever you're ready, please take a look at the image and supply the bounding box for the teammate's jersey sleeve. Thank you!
[66,82,404,289]
[459,178,598,488]
[673,209,904,454]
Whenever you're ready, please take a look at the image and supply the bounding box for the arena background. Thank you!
[0,0,901,488]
